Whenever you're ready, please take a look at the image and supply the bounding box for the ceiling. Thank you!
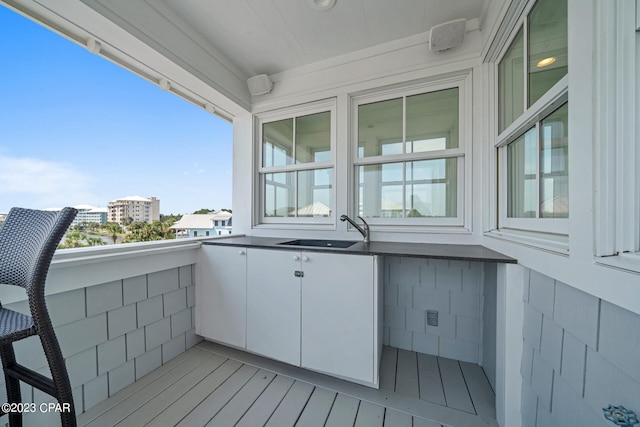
[82,0,489,79]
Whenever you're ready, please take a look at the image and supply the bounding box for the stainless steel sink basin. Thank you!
[278,239,358,248]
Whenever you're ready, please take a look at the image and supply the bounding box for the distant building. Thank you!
[72,204,108,225]
[108,196,160,225]
[170,211,232,238]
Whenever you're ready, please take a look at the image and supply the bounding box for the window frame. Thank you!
[592,0,640,271]
[255,98,337,226]
[494,0,569,239]
[350,73,472,229]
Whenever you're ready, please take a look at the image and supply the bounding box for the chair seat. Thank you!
[0,308,35,344]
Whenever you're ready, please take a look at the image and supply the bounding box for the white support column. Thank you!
[495,263,524,427]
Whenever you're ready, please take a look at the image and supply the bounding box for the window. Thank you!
[257,100,335,225]
[496,0,568,236]
[352,76,469,228]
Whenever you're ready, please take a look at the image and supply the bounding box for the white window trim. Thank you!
[349,72,472,230]
[490,0,569,246]
[592,0,640,272]
[255,98,337,227]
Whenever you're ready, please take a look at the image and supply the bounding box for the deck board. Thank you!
[353,401,385,427]
[459,362,496,420]
[438,358,475,414]
[146,358,242,427]
[207,369,276,426]
[175,364,258,426]
[77,348,205,426]
[295,387,336,427]
[324,394,360,427]
[84,349,214,427]
[395,349,419,398]
[79,343,497,427]
[235,375,294,427]
[264,381,314,427]
[116,353,227,427]
[379,346,397,392]
[417,353,447,406]
[413,416,443,427]
[384,408,412,427]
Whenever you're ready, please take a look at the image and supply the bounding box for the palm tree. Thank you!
[104,222,124,244]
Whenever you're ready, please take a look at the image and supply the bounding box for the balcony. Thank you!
[0,238,496,426]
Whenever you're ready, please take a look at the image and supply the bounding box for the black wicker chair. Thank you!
[0,207,78,427]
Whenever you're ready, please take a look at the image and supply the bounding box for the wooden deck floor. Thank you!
[78,342,497,427]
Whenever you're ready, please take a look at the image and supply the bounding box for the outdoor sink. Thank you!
[278,239,358,248]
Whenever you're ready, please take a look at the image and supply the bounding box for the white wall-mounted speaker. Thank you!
[247,74,273,96]
[429,19,467,52]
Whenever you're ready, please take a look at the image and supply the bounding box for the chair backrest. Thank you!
[0,207,77,295]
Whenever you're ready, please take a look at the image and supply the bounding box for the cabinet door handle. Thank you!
[293,255,300,261]
[238,250,245,255]
[294,270,304,277]
[302,256,310,262]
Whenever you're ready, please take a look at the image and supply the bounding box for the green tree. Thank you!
[193,208,213,214]
[58,232,106,249]
[104,222,124,244]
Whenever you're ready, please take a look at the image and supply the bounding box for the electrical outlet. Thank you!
[427,310,439,327]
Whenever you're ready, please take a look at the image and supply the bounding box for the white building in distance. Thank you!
[170,211,232,238]
[72,204,108,226]
[108,196,160,225]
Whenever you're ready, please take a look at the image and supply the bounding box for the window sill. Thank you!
[595,252,640,274]
[484,228,569,255]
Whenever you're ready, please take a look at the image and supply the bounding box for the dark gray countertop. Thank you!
[203,236,516,264]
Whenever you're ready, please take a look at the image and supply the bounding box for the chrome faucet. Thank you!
[340,215,370,243]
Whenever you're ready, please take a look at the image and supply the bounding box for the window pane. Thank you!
[358,163,403,218]
[263,119,293,167]
[499,28,525,133]
[297,168,333,217]
[264,172,294,217]
[358,98,403,157]
[540,103,568,218]
[296,111,331,164]
[528,0,567,107]
[406,158,457,217]
[507,128,537,217]
[406,88,459,152]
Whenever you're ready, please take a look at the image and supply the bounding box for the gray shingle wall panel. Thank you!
[560,330,586,397]
[528,271,555,318]
[147,268,179,298]
[179,265,193,288]
[107,303,137,339]
[553,282,599,349]
[97,335,126,375]
[540,315,563,372]
[58,314,107,357]
[123,275,147,305]
[86,281,123,317]
[108,360,135,396]
[145,317,171,351]
[163,287,187,317]
[598,300,640,383]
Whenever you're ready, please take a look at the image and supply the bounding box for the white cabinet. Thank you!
[245,248,381,387]
[196,245,247,348]
[246,249,301,366]
[301,252,380,386]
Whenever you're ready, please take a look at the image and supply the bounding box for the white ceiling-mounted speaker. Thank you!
[247,74,273,96]
[429,19,467,52]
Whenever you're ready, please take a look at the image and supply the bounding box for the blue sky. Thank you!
[0,6,232,215]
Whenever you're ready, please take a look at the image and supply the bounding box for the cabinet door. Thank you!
[197,245,247,348]
[301,252,376,384]
[246,249,301,366]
